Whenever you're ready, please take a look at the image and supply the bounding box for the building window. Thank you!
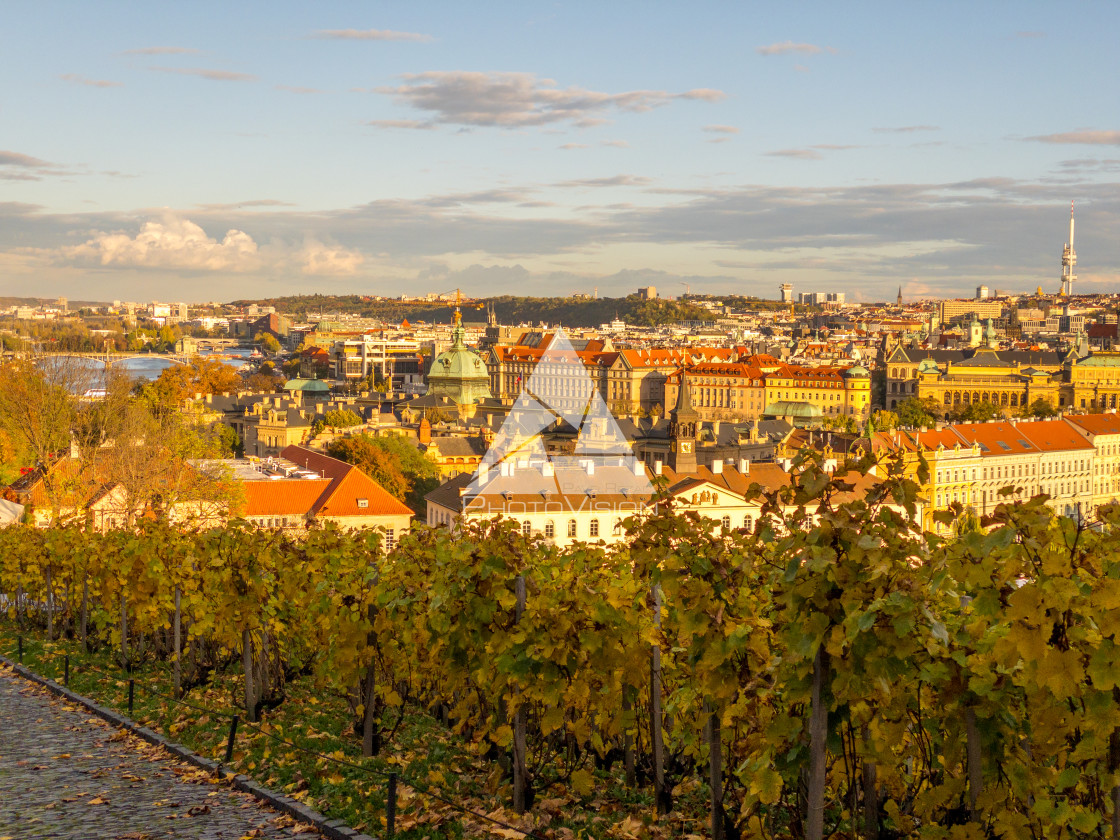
[567,519,577,538]
[385,528,396,552]
[545,521,555,538]
[522,520,531,536]
[613,518,624,535]
[589,519,599,537]
[721,515,731,530]
[744,515,753,530]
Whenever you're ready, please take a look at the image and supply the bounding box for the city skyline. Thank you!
[4,1,1120,303]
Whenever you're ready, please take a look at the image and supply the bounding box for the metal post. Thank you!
[64,655,69,687]
[17,635,23,663]
[225,715,240,764]
[386,772,398,838]
[127,679,135,716]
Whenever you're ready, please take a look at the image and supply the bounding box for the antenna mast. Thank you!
[1061,200,1077,296]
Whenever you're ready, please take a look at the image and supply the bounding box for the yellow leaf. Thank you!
[570,768,594,796]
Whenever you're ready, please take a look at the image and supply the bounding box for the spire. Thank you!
[672,370,698,418]
[896,285,903,306]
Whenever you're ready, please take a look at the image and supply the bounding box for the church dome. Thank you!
[427,310,493,406]
[843,364,870,378]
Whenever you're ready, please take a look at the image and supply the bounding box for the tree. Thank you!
[253,331,281,354]
[323,408,364,430]
[949,399,1001,423]
[1020,396,1058,419]
[871,409,899,431]
[0,355,97,523]
[326,435,410,502]
[895,396,941,428]
[137,357,243,415]
[327,432,439,517]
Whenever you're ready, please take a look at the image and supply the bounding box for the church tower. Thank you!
[669,372,699,473]
[896,286,903,306]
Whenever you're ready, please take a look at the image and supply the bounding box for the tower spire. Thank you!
[1061,200,1077,297]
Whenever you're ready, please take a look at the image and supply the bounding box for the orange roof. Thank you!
[243,480,331,516]
[1013,419,1095,453]
[1064,413,1120,437]
[280,445,414,517]
[950,422,1038,456]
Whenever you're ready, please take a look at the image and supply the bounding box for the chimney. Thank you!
[738,458,749,473]
[712,459,723,474]
[585,461,595,476]
[633,460,644,477]
[654,460,663,475]
[477,463,489,484]
[712,420,721,436]
[542,462,555,478]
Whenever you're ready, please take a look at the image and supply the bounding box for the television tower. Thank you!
[1060,200,1077,296]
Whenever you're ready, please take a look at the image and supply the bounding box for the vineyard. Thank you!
[2,453,1120,839]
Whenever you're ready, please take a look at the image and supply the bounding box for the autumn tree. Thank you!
[0,355,98,522]
[137,357,243,415]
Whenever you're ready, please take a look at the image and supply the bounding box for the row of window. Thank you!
[522,514,756,539]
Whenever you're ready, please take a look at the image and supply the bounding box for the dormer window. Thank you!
[357,498,369,509]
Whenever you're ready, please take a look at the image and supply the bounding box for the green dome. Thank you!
[283,378,330,393]
[427,313,493,406]
[430,345,489,379]
[843,365,870,378]
[917,358,940,374]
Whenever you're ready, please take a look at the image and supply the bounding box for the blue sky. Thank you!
[3,1,1119,303]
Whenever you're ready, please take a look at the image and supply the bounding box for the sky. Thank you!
[3,1,1120,304]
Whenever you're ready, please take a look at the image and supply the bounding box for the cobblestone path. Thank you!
[0,667,323,839]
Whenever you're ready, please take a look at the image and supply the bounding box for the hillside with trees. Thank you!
[231,293,719,328]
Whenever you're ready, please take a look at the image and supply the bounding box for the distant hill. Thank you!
[229,293,760,328]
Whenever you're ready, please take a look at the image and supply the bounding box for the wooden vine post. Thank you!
[173,587,182,699]
[650,584,667,815]
[362,603,378,757]
[706,699,724,840]
[512,573,529,813]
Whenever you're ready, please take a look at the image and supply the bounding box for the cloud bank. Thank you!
[373,71,725,128]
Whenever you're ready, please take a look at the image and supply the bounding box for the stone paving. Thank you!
[0,666,324,839]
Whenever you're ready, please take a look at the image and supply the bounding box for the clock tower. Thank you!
[669,371,699,473]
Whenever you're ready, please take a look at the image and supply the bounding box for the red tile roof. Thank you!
[1064,412,1120,436]
[280,445,414,517]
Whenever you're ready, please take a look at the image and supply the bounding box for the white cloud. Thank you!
[703,125,739,134]
[275,84,323,94]
[296,239,364,275]
[374,71,725,128]
[1029,130,1120,145]
[0,150,70,180]
[873,125,940,133]
[312,28,432,42]
[150,67,257,82]
[766,148,823,160]
[65,217,261,271]
[757,41,835,56]
[122,46,199,55]
[559,143,588,150]
[556,175,651,188]
[59,74,122,88]
[366,119,434,130]
[602,139,629,148]
[58,216,365,276]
